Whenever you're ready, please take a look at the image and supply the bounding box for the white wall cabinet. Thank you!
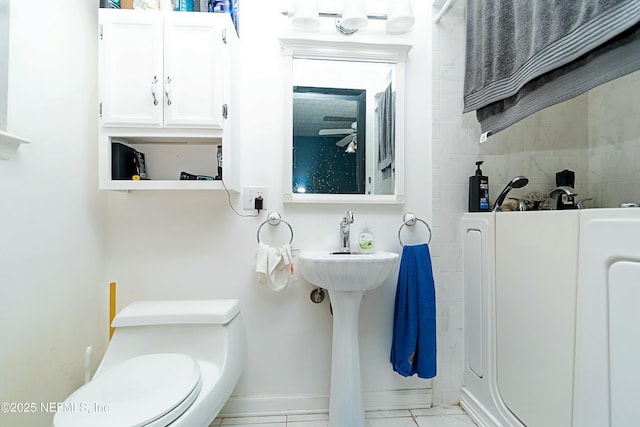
[100,10,226,129]
[98,9,238,191]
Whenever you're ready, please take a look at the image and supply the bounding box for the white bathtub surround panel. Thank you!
[460,389,512,427]
[462,218,489,380]
[461,209,640,427]
[574,208,640,427]
[460,213,525,427]
[609,262,640,426]
[494,211,579,427]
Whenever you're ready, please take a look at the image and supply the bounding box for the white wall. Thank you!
[0,2,107,426]
[106,0,437,415]
[0,0,8,130]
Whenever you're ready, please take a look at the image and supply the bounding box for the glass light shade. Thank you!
[291,0,320,30]
[386,0,415,34]
[345,140,357,153]
[341,0,369,30]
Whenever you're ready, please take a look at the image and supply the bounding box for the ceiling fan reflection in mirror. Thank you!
[318,117,357,147]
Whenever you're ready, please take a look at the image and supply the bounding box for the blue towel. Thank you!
[391,244,437,378]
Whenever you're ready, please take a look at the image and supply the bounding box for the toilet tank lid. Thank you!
[112,299,241,327]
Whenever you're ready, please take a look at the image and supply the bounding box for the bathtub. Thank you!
[461,208,640,427]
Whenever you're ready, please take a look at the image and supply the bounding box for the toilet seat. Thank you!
[53,353,202,427]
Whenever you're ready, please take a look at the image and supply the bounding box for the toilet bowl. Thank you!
[53,299,247,427]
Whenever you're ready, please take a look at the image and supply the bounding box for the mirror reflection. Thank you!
[291,58,396,196]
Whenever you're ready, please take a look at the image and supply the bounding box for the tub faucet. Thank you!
[549,186,577,198]
[549,186,578,210]
[339,210,354,253]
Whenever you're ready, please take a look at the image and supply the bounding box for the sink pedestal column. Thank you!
[328,289,365,427]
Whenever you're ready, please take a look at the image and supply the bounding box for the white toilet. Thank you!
[53,299,246,427]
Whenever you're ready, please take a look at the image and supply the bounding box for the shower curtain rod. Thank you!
[433,0,459,23]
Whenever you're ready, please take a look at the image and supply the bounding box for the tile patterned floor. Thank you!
[211,406,478,427]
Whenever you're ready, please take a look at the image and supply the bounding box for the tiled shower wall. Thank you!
[430,2,639,405]
[588,70,640,208]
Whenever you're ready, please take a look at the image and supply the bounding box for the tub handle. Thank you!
[577,198,593,209]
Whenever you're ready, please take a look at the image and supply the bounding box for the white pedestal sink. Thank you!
[298,251,399,427]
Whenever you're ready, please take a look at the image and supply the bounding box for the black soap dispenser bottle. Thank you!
[469,161,490,212]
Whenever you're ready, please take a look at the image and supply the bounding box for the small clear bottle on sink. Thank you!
[358,224,375,253]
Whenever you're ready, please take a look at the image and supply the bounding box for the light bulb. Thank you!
[341,0,368,30]
[291,0,320,30]
[386,0,415,34]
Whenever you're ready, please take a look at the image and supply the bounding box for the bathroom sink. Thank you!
[297,251,400,427]
[298,251,399,291]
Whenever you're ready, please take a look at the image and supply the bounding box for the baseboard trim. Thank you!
[219,388,433,417]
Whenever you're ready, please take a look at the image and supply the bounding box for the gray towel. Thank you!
[377,83,395,174]
[464,0,640,135]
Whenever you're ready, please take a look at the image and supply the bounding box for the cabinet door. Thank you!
[100,11,163,128]
[163,13,224,129]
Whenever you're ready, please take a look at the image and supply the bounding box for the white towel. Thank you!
[255,242,293,292]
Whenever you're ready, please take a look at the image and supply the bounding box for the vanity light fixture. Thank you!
[340,0,369,31]
[283,0,415,35]
[290,0,321,30]
[386,0,415,34]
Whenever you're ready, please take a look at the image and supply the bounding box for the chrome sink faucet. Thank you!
[339,209,354,253]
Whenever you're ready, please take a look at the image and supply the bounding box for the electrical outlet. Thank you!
[243,186,267,210]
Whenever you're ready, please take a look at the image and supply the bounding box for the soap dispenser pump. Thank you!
[469,161,490,212]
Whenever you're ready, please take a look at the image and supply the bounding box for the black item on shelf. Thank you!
[216,145,222,180]
[134,150,147,179]
[112,142,144,180]
[556,169,575,188]
[180,171,216,181]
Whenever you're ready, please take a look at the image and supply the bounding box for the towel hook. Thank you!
[398,212,432,246]
[257,212,294,245]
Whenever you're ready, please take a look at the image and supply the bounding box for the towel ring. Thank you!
[257,212,294,245]
[398,212,432,246]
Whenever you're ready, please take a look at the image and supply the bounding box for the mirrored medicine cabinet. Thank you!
[280,38,412,204]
